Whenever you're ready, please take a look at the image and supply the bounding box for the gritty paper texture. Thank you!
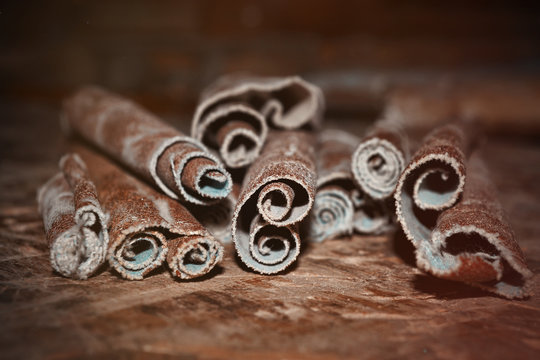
[232,131,317,274]
[311,129,391,243]
[62,86,232,205]
[75,146,224,280]
[192,75,324,168]
[352,118,409,200]
[395,123,532,298]
[37,154,109,279]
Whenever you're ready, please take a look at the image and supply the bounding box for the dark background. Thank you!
[1,0,540,121]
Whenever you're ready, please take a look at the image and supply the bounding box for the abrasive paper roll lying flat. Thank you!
[75,146,223,280]
[310,129,391,243]
[232,131,317,274]
[192,75,324,168]
[37,154,109,279]
[62,86,232,205]
[395,123,532,298]
[352,118,409,200]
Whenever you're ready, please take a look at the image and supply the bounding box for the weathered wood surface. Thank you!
[0,101,539,359]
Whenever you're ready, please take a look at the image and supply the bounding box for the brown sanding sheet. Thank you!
[37,154,109,279]
[310,129,391,243]
[191,75,324,168]
[395,123,532,298]
[74,146,223,280]
[232,131,317,274]
[352,118,409,200]
[62,86,232,205]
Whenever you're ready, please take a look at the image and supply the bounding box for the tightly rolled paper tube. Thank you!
[352,118,409,200]
[76,146,224,280]
[247,215,301,271]
[37,154,109,279]
[192,75,324,168]
[395,123,531,298]
[232,131,317,274]
[62,86,232,205]
[416,152,532,298]
[167,236,223,280]
[310,129,391,243]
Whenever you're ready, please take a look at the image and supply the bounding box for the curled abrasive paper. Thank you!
[395,123,472,243]
[352,118,409,200]
[77,147,223,280]
[418,152,532,298]
[192,75,325,168]
[395,123,531,298]
[311,186,354,243]
[310,129,390,243]
[62,86,232,205]
[37,154,109,279]
[232,131,317,274]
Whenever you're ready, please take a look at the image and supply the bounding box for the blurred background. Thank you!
[1,0,540,133]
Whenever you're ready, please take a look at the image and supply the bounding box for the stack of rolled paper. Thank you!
[310,121,407,243]
[36,75,531,299]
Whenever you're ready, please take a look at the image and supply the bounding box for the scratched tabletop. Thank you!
[0,100,539,360]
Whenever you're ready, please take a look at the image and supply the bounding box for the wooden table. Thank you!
[0,99,539,360]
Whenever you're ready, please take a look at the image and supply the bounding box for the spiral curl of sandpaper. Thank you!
[37,154,108,279]
[232,131,317,274]
[247,215,301,270]
[75,146,224,280]
[192,76,324,168]
[193,104,268,168]
[396,124,468,248]
[166,235,224,279]
[352,134,406,200]
[62,86,232,205]
[416,153,532,298]
[310,188,354,243]
[395,124,469,249]
[109,230,168,280]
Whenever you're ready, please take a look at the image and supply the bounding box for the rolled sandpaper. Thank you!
[37,154,109,279]
[76,146,223,280]
[192,75,325,168]
[395,123,531,298]
[232,131,317,274]
[352,118,409,200]
[395,123,472,237]
[62,86,232,205]
[310,129,390,243]
[421,152,533,298]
